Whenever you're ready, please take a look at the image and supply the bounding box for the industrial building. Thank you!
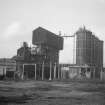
[76,27,103,67]
[76,27,103,79]
[15,27,64,80]
[1,26,102,81]
[60,27,103,80]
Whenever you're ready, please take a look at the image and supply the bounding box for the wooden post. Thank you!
[42,62,44,80]
[35,64,36,80]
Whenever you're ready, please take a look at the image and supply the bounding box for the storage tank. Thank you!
[76,27,87,65]
[32,27,64,50]
[76,27,93,66]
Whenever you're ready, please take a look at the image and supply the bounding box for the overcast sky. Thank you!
[0,0,105,65]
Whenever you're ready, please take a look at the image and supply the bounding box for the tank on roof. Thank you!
[32,27,63,50]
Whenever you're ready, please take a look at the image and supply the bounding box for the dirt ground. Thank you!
[0,80,105,105]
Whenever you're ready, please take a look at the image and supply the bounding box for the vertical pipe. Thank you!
[42,62,44,80]
[73,34,75,64]
[35,64,36,80]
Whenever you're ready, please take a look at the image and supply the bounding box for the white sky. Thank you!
[0,0,105,65]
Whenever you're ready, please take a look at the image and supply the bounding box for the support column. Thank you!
[61,67,62,79]
[13,71,15,80]
[93,68,95,79]
[90,68,92,79]
[49,62,52,80]
[100,67,103,81]
[35,64,36,80]
[58,64,60,79]
[85,68,88,78]
[79,68,81,79]
[42,62,44,80]
[54,63,56,79]
[3,66,7,78]
[22,64,24,80]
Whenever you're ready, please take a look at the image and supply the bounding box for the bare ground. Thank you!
[0,80,105,105]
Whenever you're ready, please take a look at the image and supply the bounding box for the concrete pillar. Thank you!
[35,64,36,80]
[90,68,92,79]
[100,68,103,81]
[58,64,60,79]
[13,71,15,80]
[42,62,44,80]
[85,68,88,78]
[54,63,56,79]
[61,67,63,79]
[3,66,6,78]
[93,68,95,79]
[49,62,52,80]
[79,68,81,79]
[22,64,24,80]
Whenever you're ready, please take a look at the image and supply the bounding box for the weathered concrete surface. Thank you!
[0,80,105,105]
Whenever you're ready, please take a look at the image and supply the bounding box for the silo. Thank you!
[76,27,92,66]
[76,28,86,65]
